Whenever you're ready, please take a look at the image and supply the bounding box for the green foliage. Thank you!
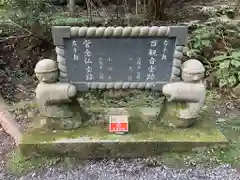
[51,16,89,26]
[7,0,52,21]
[1,0,57,39]
[213,52,240,88]
[213,6,237,19]
[188,17,240,88]
[0,0,58,75]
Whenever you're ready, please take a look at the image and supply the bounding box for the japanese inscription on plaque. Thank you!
[64,37,176,90]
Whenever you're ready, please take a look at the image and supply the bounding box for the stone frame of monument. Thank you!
[52,26,188,91]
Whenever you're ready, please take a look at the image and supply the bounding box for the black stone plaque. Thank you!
[64,37,176,90]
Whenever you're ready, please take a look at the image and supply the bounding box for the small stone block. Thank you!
[169,26,188,45]
[52,26,71,46]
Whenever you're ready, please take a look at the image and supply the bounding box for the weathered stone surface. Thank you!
[159,100,196,128]
[83,107,161,125]
[34,59,59,83]
[233,84,240,97]
[162,59,206,128]
[34,59,58,74]
[172,67,180,76]
[181,59,205,82]
[138,108,160,122]
[19,113,228,158]
[34,59,83,130]
[36,83,78,118]
[163,82,205,102]
[30,116,82,130]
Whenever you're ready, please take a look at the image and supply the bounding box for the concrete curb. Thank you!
[0,94,23,145]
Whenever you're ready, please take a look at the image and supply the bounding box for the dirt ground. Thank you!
[0,130,14,173]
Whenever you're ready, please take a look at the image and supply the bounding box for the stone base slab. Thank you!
[19,108,228,158]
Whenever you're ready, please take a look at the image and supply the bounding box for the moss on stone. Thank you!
[18,108,228,160]
[78,90,164,108]
[21,106,226,142]
[158,98,196,128]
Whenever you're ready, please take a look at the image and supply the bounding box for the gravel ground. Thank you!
[1,159,240,180]
[0,129,15,173]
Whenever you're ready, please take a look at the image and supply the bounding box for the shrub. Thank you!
[187,16,240,88]
[214,52,240,88]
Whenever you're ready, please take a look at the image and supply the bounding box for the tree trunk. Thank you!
[68,0,76,15]
[147,0,167,20]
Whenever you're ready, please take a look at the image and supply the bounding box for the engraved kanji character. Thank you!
[148,65,156,73]
[161,54,167,60]
[128,76,132,81]
[73,54,79,61]
[128,66,132,72]
[99,73,104,80]
[72,40,77,46]
[164,40,168,46]
[83,40,92,48]
[73,47,77,54]
[148,49,157,56]
[84,58,92,64]
[84,49,92,57]
[107,57,112,62]
[146,73,156,81]
[150,40,157,47]
[136,57,141,66]
[149,57,156,65]
[85,66,92,73]
[136,72,141,80]
[86,73,94,81]
[99,58,104,66]
[162,47,168,55]
[108,76,112,80]
[99,65,103,70]
[137,65,141,70]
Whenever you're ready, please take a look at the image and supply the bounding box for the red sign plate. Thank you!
[109,115,129,132]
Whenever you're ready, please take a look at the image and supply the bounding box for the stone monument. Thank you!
[36,26,188,130]
[19,26,228,158]
[34,26,207,129]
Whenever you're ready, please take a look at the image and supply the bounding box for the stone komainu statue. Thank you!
[34,59,82,130]
[161,59,206,128]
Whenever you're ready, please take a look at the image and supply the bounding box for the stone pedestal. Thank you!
[19,107,228,158]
